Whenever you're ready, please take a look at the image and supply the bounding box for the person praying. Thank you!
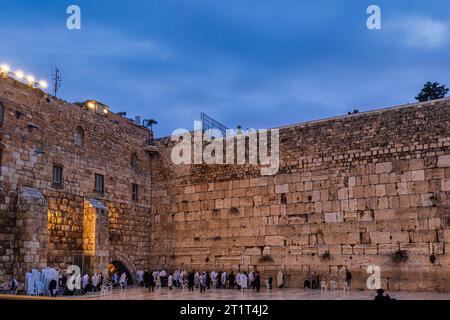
[277,270,284,288]
[221,271,227,289]
[200,272,207,293]
[241,272,248,292]
[194,271,200,288]
[120,272,127,291]
[168,273,174,289]
[188,271,195,291]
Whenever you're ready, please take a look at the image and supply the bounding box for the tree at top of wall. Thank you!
[143,119,158,131]
[415,82,449,102]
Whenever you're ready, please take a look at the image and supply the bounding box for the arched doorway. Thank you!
[108,260,134,285]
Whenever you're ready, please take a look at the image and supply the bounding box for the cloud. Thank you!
[394,16,449,48]
[0,25,171,61]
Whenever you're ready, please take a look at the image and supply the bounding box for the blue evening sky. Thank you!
[1,1,449,137]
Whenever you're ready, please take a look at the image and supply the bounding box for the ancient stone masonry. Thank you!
[149,98,450,292]
[0,76,153,282]
[2,72,450,291]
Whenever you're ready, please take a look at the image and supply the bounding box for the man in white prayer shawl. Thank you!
[92,273,98,291]
[241,272,248,291]
[277,270,284,288]
[249,271,254,289]
[120,272,127,290]
[211,270,217,288]
[82,274,89,293]
[221,271,227,289]
[236,272,241,289]
[168,274,174,289]
[194,271,200,288]
[174,270,179,287]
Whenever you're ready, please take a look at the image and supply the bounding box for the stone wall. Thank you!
[2,70,450,291]
[0,76,153,282]
[149,98,450,291]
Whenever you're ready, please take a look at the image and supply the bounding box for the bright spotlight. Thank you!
[26,75,35,84]
[15,70,25,79]
[38,80,48,89]
[0,64,10,73]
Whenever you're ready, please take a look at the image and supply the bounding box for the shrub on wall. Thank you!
[229,207,240,214]
[391,250,408,264]
[320,251,331,261]
[258,255,274,263]
[429,254,437,264]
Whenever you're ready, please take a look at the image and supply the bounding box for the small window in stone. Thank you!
[52,165,63,188]
[94,174,104,193]
[132,183,138,201]
[75,126,84,146]
[0,103,4,127]
[131,153,138,169]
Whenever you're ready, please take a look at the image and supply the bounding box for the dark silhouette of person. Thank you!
[374,289,395,301]
[149,272,155,292]
[254,271,261,292]
[217,271,222,289]
[345,270,352,286]
[304,279,311,289]
[206,272,211,289]
[143,269,150,288]
[229,271,235,289]
[49,279,57,297]
[188,271,195,291]
[98,273,104,291]
[268,277,273,290]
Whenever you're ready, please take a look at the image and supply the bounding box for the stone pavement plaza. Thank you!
[84,287,450,300]
[2,287,450,300]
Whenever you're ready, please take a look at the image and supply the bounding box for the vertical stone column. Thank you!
[83,199,109,275]
[15,187,48,281]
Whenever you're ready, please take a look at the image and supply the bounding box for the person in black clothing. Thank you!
[228,271,235,289]
[268,277,273,290]
[49,279,57,297]
[149,272,155,292]
[345,270,352,285]
[206,272,211,289]
[217,271,222,289]
[188,271,195,291]
[254,271,261,292]
[345,270,352,283]
[304,279,311,289]
[143,269,150,289]
[374,289,394,301]
[98,273,104,291]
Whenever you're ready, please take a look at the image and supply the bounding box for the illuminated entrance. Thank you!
[108,260,134,285]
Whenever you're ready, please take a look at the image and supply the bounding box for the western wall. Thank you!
[1,73,450,291]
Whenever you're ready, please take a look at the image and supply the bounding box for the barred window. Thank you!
[52,165,63,188]
[75,126,84,146]
[131,153,138,169]
[94,174,104,193]
[132,183,138,201]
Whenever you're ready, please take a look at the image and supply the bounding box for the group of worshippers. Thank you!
[80,271,129,294]
[80,272,106,293]
[303,270,352,290]
[143,269,265,292]
[143,269,167,291]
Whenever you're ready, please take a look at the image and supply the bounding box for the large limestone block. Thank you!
[437,155,450,167]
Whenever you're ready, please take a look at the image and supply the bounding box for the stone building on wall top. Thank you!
[1,72,450,291]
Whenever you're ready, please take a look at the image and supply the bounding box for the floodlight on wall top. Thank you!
[0,63,48,90]
[85,100,109,116]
